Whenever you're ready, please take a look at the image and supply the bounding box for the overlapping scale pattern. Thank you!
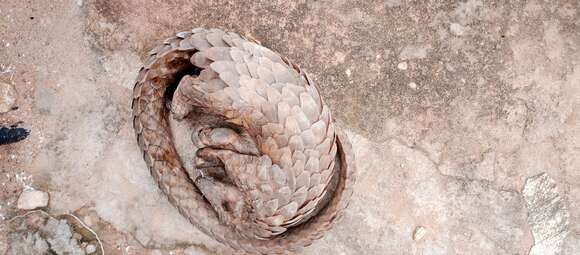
[132,28,356,254]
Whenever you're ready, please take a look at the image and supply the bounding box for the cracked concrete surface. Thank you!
[0,0,578,254]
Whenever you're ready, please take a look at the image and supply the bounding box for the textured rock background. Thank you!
[0,0,578,254]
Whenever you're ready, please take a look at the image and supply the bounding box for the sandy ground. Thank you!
[0,0,579,254]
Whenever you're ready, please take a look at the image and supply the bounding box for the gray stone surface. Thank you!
[0,0,578,254]
[523,173,570,255]
[5,212,88,255]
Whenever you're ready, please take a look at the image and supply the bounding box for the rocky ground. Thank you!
[0,0,578,254]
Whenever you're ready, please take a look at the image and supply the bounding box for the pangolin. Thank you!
[132,28,356,254]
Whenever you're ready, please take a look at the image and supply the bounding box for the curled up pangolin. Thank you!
[132,28,356,254]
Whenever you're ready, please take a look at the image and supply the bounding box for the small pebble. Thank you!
[399,45,429,60]
[397,62,408,70]
[413,226,427,241]
[0,82,16,113]
[334,52,346,63]
[17,189,49,210]
[345,69,352,77]
[450,23,466,36]
[408,82,418,90]
[85,244,97,254]
[184,246,207,255]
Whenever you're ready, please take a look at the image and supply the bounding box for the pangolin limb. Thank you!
[132,28,356,254]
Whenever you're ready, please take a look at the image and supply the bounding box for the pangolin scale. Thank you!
[131,28,356,254]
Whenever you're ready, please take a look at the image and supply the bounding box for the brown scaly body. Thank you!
[131,28,356,254]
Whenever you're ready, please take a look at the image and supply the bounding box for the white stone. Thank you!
[184,245,211,255]
[408,82,418,90]
[345,69,352,77]
[333,52,346,64]
[399,45,430,60]
[17,189,49,210]
[85,244,97,254]
[450,23,466,36]
[0,81,16,113]
[413,226,427,241]
[397,62,408,70]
